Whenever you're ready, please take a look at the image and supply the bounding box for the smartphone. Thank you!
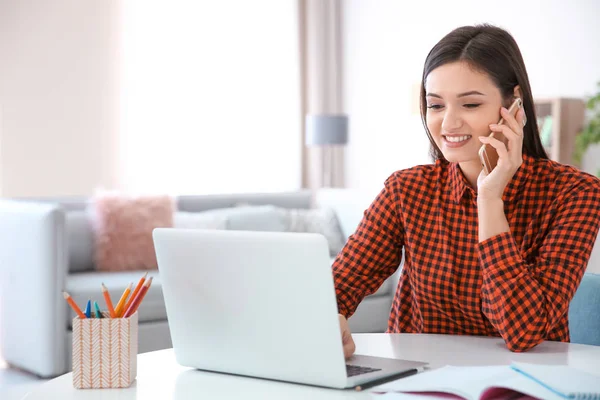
[478,97,522,174]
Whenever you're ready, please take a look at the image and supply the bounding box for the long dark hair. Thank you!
[420,24,548,161]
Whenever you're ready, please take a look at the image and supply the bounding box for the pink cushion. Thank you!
[90,193,175,271]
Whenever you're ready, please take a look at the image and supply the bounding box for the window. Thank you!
[118,0,301,194]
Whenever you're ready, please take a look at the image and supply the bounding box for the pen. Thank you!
[84,300,91,318]
[63,291,86,319]
[354,367,425,392]
[114,283,133,318]
[101,283,117,318]
[94,301,103,318]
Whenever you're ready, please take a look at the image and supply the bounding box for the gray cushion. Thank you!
[173,211,228,230]
[175,205,285,232]
[227,205,286,232]
[65,270,165,327]
[66,211,95,273]
[278,207,346,257]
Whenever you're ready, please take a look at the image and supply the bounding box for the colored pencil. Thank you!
[123,272,147,317]
[123,277,153,318]
[94,301,103,318]
[101,283,117,318]
[84,300,91,318]
[114,283,133,318]
[63,291,86,319]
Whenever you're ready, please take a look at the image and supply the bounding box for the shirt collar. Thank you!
[449,161,472,203]
[448,154,534,204]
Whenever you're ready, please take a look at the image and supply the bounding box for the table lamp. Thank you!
[305,114,348,187]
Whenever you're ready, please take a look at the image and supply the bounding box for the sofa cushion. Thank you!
[175,205,285,232]
[227,205,286,232]
[90,193,175,271]
[67,211,95,273]
[173,211,228,230]
[65,263,394,328]
[279,207,346,257]
[65,270,166,327]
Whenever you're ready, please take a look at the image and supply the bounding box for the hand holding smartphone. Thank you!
[478,98,522,174]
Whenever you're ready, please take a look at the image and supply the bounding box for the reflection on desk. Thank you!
[173,368,372,400]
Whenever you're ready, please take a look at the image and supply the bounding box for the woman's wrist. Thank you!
[477,195,504,209]
[478,196,509,242]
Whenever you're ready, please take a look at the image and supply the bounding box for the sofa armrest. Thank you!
[0,200,68,377]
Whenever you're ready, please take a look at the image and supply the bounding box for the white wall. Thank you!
[342,0,600,193]
[2,1,598,197]
[0,0,119,197]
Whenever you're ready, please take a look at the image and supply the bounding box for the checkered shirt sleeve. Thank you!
[332,177,403,318]
[478,183,600,351]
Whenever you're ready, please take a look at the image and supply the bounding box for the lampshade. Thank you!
[305,114,348,146]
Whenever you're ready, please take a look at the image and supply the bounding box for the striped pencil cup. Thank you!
[72,311,138,389]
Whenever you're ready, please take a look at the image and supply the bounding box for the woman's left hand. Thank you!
[477,106,527,200]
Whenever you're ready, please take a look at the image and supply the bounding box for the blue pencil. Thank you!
[94,301,103,318]
[84,300,91,318]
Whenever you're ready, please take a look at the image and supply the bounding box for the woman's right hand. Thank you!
[339,314,356,359]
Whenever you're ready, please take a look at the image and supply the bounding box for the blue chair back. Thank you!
[569,273,600,346]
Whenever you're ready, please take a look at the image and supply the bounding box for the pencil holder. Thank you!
[72,311,138,389]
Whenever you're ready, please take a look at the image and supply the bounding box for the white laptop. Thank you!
[153,228,427,390]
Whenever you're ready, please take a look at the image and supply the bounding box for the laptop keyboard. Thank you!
[346,364,382,377]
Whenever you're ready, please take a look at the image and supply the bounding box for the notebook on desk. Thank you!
[374,362,600,400]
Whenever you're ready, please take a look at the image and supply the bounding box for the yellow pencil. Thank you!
[114,283,133,318]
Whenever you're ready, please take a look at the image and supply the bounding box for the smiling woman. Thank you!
[419,25,548,189]
[424,64,523,187]
[333,24,600,357]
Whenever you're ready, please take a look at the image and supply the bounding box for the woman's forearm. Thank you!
[478,197,510,242]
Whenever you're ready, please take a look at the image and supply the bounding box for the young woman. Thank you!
[334,24,600,356]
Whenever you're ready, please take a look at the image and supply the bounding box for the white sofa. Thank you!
[0,189,400,378]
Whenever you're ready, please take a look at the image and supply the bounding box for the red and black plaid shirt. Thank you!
[333,154,600,351]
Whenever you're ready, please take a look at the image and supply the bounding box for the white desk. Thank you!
[22,333,600,399]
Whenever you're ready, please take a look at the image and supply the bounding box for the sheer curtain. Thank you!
[118,1,301,194]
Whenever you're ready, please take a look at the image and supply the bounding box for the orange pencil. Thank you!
[114,283,133,318]
[122,272,147,316]
[101,283,117,318]
[63,291,86,319]
[123,277,153,318]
